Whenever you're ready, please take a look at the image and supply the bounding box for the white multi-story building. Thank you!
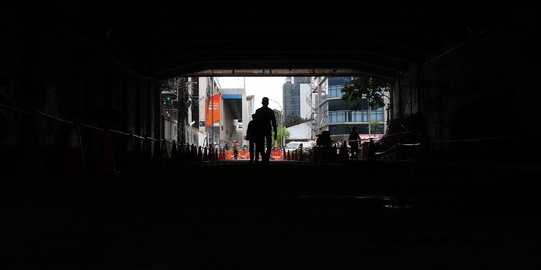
[197,77,250,148]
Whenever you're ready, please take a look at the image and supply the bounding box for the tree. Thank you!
[273,124,289,148]
[284,115,313,127]
[369,120,380,134]
[341,76,390,109]
[273,109,283,125]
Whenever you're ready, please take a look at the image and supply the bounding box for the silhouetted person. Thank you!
[247,114,259,163]
[348,126,360,159]
[316,130,332,160]
[255,97,277,164]
[232,137,239,160]
[368,138,377,161]
[340,140,349,161]
[316,131,332,148]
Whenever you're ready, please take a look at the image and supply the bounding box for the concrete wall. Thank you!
[396,14,540,161]
[241,92,249,147]
[220,99,235,147]
[1,14,160,178]
[300,83,312,119]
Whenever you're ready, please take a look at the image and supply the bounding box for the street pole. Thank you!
[280,111,284,148]
[367,96,371,137]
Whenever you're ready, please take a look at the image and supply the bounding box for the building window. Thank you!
[369,107,384,121]
[352,111,364,122]
[329,111,337,123]
[329,111,348,123]
[328,85,342,98]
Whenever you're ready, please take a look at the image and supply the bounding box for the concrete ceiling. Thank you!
[39,1,501,80]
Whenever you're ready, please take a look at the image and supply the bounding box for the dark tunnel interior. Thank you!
[2,2,541,269]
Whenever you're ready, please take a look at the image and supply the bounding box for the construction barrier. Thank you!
[2,102,248,176]
[223,149,283,160]
[271,149,282,160]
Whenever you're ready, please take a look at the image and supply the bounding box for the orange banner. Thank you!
[205,93,221,127]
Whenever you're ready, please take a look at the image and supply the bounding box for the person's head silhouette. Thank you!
[262,97,269,107]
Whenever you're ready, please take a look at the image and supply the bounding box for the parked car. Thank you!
[286,141,315,155]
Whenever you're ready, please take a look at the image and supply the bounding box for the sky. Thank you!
[217,77,286,111]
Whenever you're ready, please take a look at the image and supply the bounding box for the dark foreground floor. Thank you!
[2,160,541,269]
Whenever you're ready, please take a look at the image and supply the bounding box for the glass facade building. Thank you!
[283,76,312,120]
[283,77,300,119]
[317,76,386,140]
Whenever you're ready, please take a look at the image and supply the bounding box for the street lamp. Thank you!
[268,98,285,148]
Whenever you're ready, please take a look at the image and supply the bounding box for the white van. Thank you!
[286,141,315,153]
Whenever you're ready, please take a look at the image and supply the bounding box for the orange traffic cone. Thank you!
[170,140,178,166]
[160,140,170,166]
[65,123,85,176]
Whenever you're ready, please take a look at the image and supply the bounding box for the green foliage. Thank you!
[369,120,379,134]
[273,109,283,125]
[273,124,289,147]
[341,76,390,110]
[284,115,313,127]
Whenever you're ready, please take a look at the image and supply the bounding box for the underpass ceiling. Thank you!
[40,1,501,80]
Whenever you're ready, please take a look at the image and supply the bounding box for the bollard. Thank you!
[65,122,85,177]
[97,129,116,175]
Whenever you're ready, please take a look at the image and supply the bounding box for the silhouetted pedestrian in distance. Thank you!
[232,137,239,160]
[255,97,277,164]
[316,131,331,147]
[368,138,377,161]
[298,143,303,161]
[247,114,259,163]
[348,126,360,159]
[340,140,349,161]
[316,130,332,160]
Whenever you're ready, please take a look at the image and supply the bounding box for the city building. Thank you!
[283,76,312,122]
[313,76,389,143]
[160,76,201,146]
[220,87,249,148]
[197,77,249,148]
